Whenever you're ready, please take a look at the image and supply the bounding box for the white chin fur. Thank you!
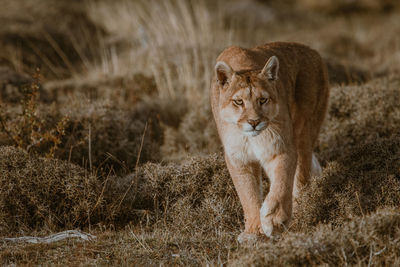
[243,130,261,137]
[242,122,267,137]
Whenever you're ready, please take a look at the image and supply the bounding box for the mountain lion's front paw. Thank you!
[259,199,290,238]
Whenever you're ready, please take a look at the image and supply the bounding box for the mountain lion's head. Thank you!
[215,56,280,137]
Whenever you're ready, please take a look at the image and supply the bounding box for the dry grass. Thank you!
[87,0,229,100]
[1,0,400,265]
[0,146,101,234]
[231,208,400,266]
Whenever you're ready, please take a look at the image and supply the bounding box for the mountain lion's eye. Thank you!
[233,99,243,106]
[259,98,269,105]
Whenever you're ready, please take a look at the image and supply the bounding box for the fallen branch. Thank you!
[3,230,96,244]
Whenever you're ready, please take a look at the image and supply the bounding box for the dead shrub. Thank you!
[0,70,68,158]
[231,208,400,266]
[44,73,158,106]
[294,137,400,230]
[0,146,102,235]
[161,99,220,161]
[108,154,241,232]
[0,73,185,174]
[56,97,185,174]
[319,77,400,160]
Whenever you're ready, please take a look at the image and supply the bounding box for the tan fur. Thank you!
[210,42,329,240]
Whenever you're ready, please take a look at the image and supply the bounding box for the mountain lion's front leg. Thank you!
[225,154,262,243]
[260,152,297,237]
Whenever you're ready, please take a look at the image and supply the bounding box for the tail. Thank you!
[311,153,322,177]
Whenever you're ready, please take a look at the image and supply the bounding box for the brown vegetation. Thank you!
[1,0,400,265]
[0,146,100,234]
[0,1,105,79]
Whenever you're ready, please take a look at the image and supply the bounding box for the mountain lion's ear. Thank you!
[260,56,279,81]
[215,61,233,86]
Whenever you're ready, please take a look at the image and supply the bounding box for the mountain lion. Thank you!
[210,42,329,242]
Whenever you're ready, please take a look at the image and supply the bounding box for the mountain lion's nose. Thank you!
[247,119,261,128]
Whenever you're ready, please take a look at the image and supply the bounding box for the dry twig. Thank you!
[4,230,96,244]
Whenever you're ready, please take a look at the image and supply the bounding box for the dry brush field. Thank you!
[1,0,400,265]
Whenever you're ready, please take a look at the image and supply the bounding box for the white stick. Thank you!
[3,230,96,244]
